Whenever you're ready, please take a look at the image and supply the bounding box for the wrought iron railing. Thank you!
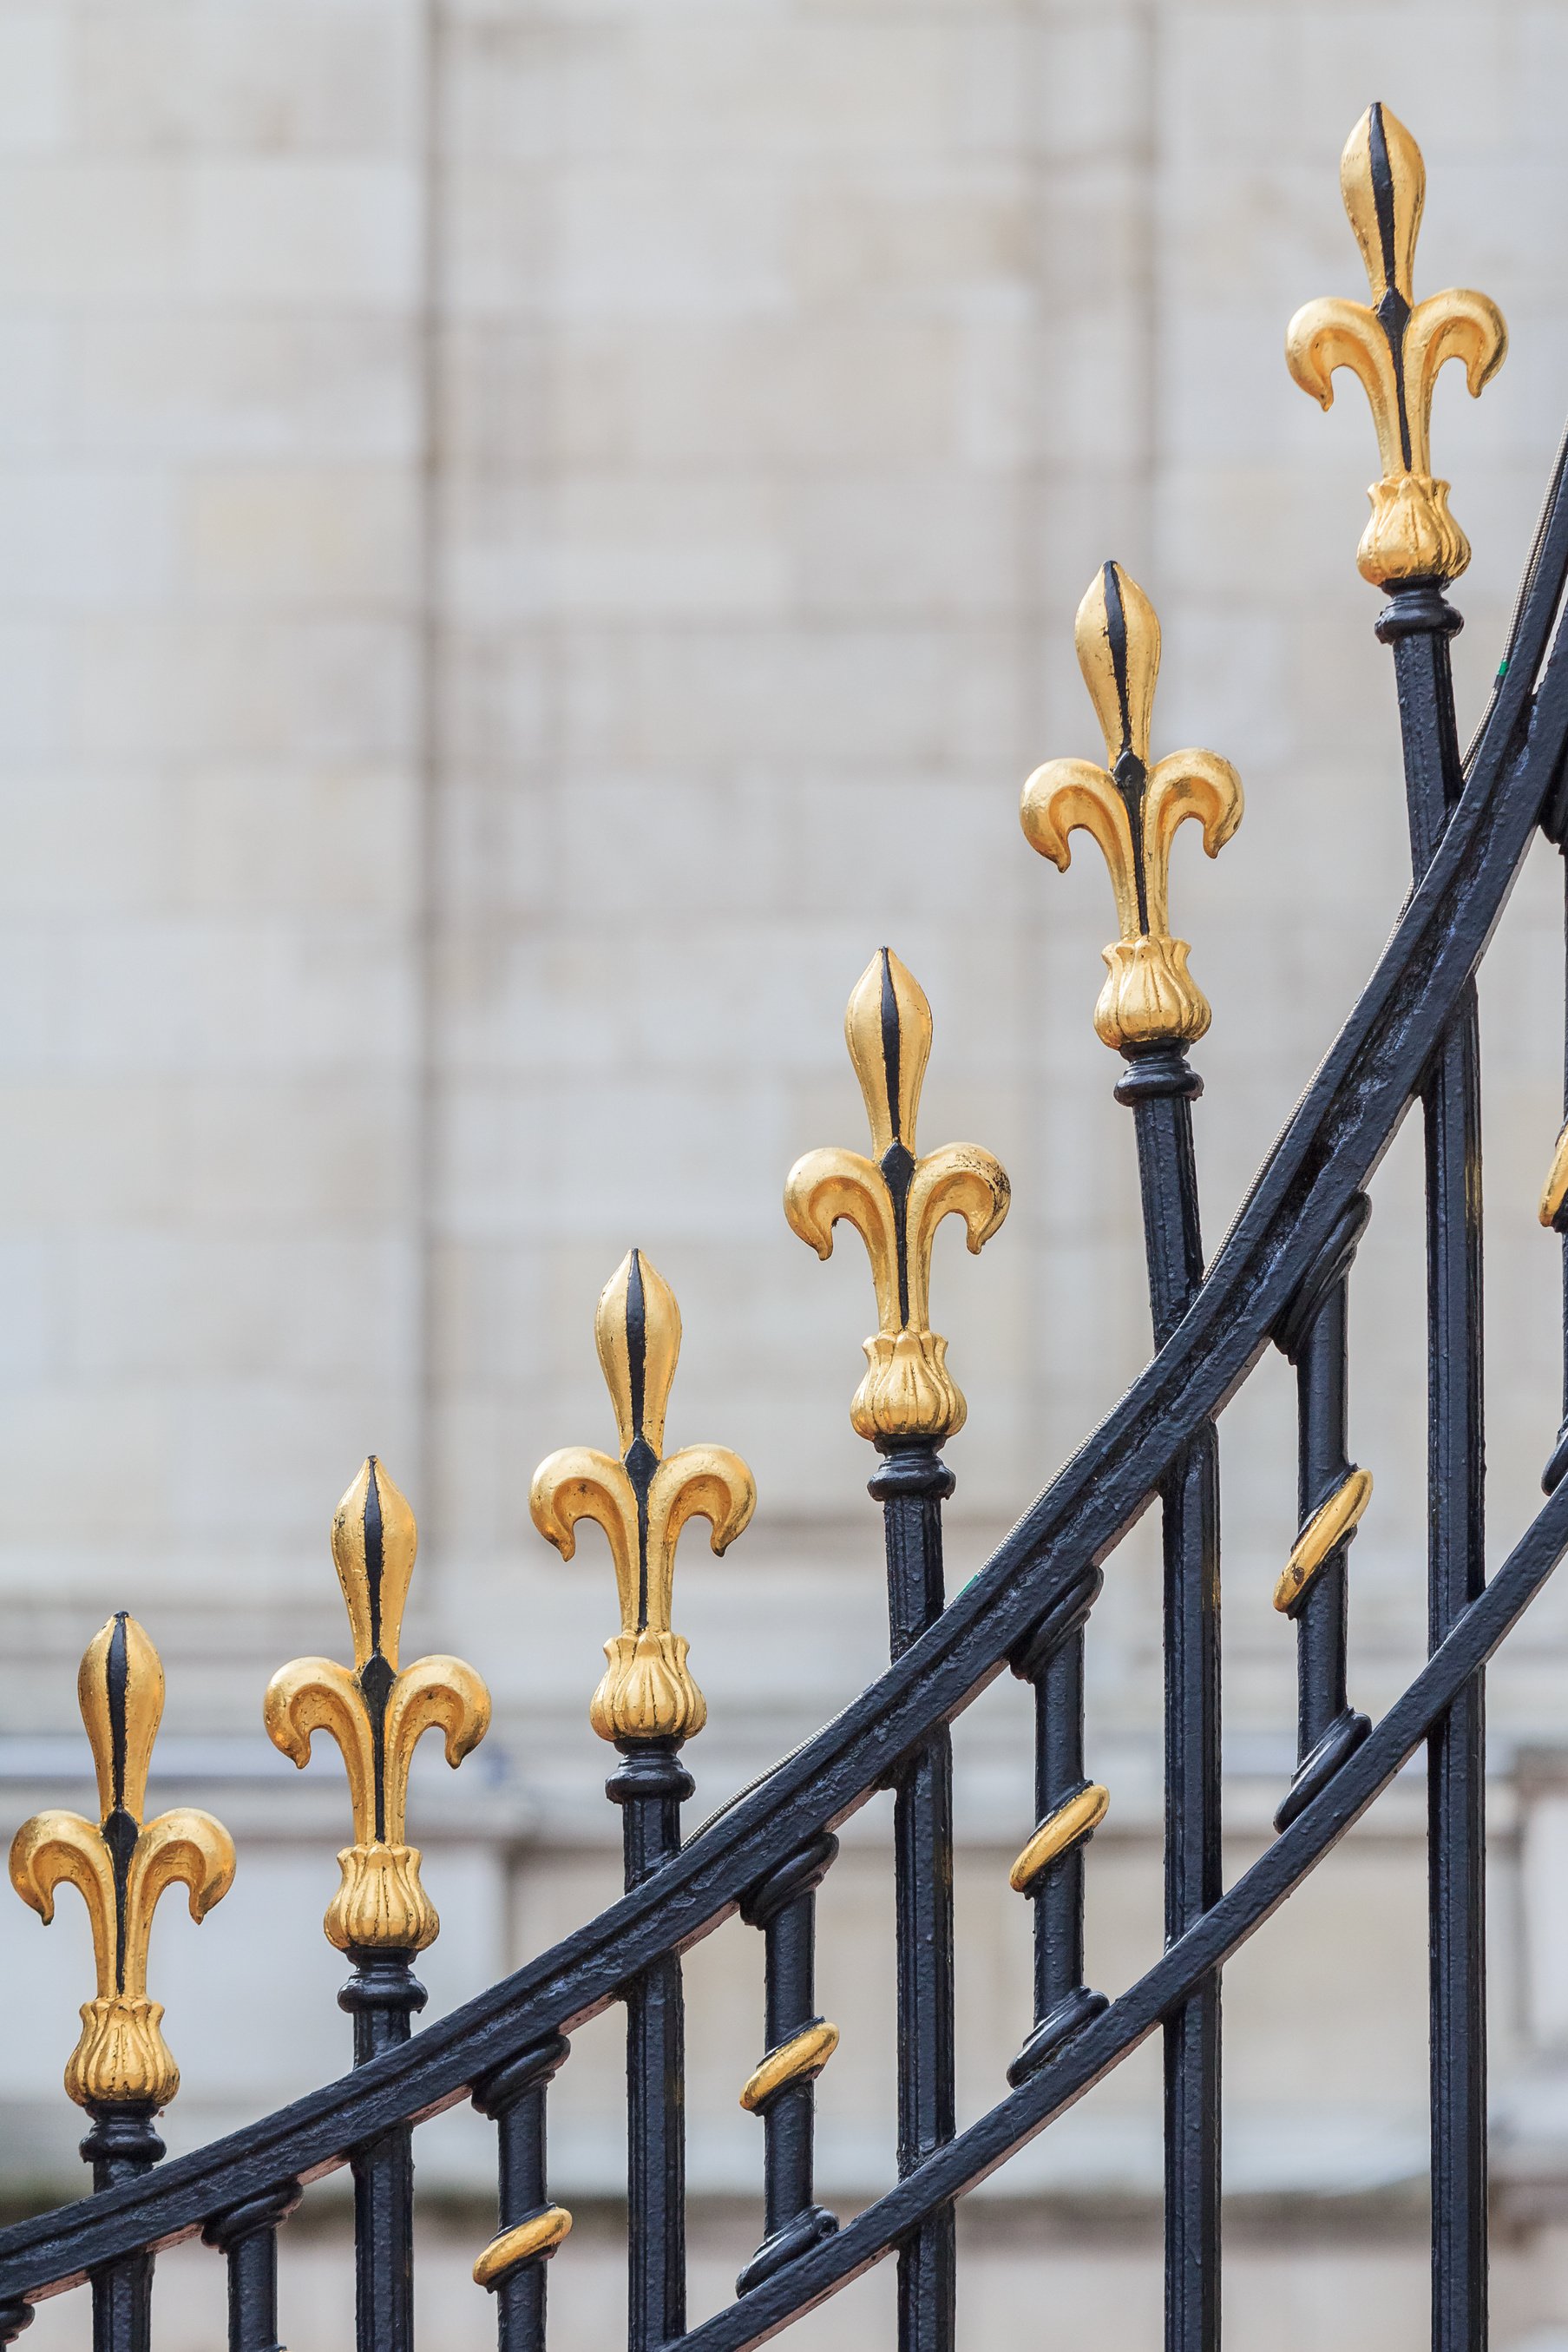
[0,100,1566,2352]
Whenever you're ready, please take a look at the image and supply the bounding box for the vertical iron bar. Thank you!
[202,2182,302,2352]
[737,1835,841,2296]
[1006,1567,1107,2086]
[1272,1197,1373,1832]
[609,1739,692,2352]
[1379,581,1487,2352]
[1546,851,1568,1495]
[81,2105,163,2352]
[1562,851,1568,1455]
[868,1442,956,2352]
[1115,1042,1221,2352]
[472,2033,572,2352]
[339,1948,427,2352]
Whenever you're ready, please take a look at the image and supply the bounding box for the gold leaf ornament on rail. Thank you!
[785,949,1010,1444]
[265,1458,491,1953]
[1286,102,1506,588]
[1021,563,1243,1052]
[531,1250,756,1744]
[10,1614,236,2109]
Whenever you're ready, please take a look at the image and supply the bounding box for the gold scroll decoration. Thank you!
[784,949,1010,1444]
[473,2206,574,2291]
[1021,563,1243,1052]
[739,2020,840,2113]
[1286,102,1506,588]
[530,1249,756,1744]
[1008,1781,1109,1896]
[265,1457,491,1952]
[1273,1467,1374,1615]
[10,1613,236,2108]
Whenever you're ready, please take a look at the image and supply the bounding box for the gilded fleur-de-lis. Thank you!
[784,949,1009,1444]
[265,1458,491,1953]
[10,1614,235,2109]
[1286,102,1506,587]
[530,1250,755,1744]
[1020,562,1243,1052]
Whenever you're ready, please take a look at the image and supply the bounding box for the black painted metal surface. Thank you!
[202,2180,300,2352]
[870,1442,958,2352]
[737,1836,840,2296]
[341,1949,424,2352]
[1383,581,1492,2352]
[1117,1046,1222,2352]
[1007,1566,1107,2086]
[2,377,1568,2352]
[473,2034,570,2352]
[613,1741,693,2352]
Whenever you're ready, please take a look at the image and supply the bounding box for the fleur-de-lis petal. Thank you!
[785,949,1009,1443]
[1286,102,1506,586]
[10,1614,235,2109]
[531,1251,756,1743]
[265,1459,491,1953]
[1021,564,1243,1052]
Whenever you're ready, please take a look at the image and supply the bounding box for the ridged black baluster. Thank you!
[610,1740,692,2352]
[82,2106,162,2352]
[0,2303,30,2343]
[737,1834,841,2295]
[202,2181,301,2352]
[869,1442,956,2352]
[1378,577,1488,2352]
[340,1949,426,2352]
[1116,1043,1222,2352]
[1006,1567,1107,2085]
[472,2034,572,2352]
[1272,1196,1374,1831]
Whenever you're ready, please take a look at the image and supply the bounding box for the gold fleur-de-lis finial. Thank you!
[264,1458,491,1952]
[531,1251,756,1743]
[10,1614,235,2109]
[784,949,1010,1443]
[1286,102,1507,587]
[1021,563,1243,1052]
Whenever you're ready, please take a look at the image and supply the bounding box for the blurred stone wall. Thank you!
[3,4,1568,2349]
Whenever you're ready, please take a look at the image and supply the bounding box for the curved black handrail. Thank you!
[4,470,1568,2309]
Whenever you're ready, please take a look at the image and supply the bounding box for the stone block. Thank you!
[186,463,420,603]
[70,0,424,157]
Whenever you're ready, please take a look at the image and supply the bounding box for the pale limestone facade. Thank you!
[4,4,1568,2349]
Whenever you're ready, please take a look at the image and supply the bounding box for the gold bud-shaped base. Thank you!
[1092,935,1211,1051]
[324,1841,440,1954]
[850,1328,967,1445]
[1357,471,1470,588]
[590,1629,707,1744]
[65,1994,179,2110]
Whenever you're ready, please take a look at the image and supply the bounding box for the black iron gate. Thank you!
[0,100,1564,2352]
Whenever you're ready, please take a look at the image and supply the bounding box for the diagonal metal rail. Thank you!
[2,443,1567,2310]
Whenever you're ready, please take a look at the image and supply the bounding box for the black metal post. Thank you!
[737,1834,841,2295]
[82,2105,163,2352]
[1379,579,1488,2352]
[339,1948,427,2352]
[0,2304,30,2344]
[609,1738,692,2352]
[1545,847,1568,1495]
[202,2181,302,2352]
[1007,1566,1108,2085]
[472,2033,572,2352]
[868,1441,955,2352]
[1272,1196,1373,1832]
[1115,1043,1221,2352]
